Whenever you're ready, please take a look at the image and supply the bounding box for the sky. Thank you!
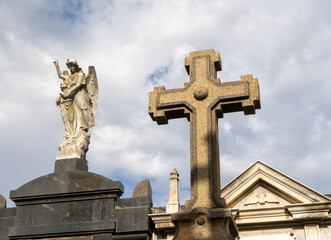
[0,0,330,208]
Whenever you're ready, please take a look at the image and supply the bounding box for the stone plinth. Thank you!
[5,158,153,240]
[9,158,124,240]
[54,157,88,172]
[172,207,238,240]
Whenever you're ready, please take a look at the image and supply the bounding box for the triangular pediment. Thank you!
[221,161,330,209]
[231,182,291,209]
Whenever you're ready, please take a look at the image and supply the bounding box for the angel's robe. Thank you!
[59,70,93,144]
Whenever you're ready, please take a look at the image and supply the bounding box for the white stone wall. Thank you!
[319,225,331,240]
[238,228,296,240]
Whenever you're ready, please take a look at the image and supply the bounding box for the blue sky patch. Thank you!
[147,66,169,85]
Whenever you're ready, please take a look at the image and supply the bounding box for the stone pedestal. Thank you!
[171,207,238,240]
[54,157,89,172]
[6,158,153,240]
[9,158,124,240]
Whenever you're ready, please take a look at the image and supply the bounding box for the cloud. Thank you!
[0,0,331,208]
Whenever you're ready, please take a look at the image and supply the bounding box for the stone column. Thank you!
[167,168,180,213]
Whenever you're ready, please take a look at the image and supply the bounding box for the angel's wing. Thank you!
[86,66,98,127]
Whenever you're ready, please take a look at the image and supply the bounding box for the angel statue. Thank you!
[53,59,98,160]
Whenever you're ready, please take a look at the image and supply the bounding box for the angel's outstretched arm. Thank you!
[53,59,66,80]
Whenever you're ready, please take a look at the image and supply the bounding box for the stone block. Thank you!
[55,158,89,172]
[112,233,151,240]
[0,208,16,240]
[171,207,238,240]
[9,168,123,239]
[114,180,153,239]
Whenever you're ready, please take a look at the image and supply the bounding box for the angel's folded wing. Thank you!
[86,66,98,127]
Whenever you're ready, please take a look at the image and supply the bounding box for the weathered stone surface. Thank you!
[113,234,151,240]
[9,168,123,239]
[222,161,331,209]
[55,158,89,172]
[93,233,113,240]
[149,49,259,239]
[172,208,238,240]
[114,180,153,239]
[10,172,123,202]
[0,208,16,239]
[0,194,6,209]
[2,152,153,240]
[54,59,98,161]
[2,168,153,240]
[133,179,152,199]
[150,162,331,239]
[149,49,260,210]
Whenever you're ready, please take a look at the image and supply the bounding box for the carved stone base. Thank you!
[56,144,86,160]
[171,207,238,240]
[57,130,91,161]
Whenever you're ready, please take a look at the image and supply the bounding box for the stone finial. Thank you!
[166,168,180,213]
[133,179,152,200]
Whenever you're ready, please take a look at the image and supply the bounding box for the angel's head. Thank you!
[66,59,81,74]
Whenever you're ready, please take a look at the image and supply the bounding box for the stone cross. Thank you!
[149,49,260,210]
